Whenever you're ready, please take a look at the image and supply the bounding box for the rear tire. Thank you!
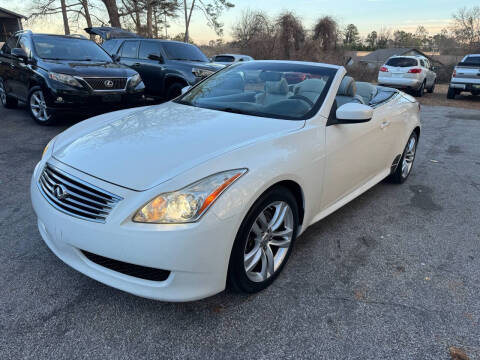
[227,186,299,294]
[388,131,418,184]
[447,87,457,99]
[414,81,425,97]
[0,79,18,108]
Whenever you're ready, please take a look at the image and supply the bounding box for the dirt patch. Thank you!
[449,346,470,360]
[417,84,480,111]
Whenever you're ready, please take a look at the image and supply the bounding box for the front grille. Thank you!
[83,77,127,90]
[81,250,171,281]
[38,164,122,223]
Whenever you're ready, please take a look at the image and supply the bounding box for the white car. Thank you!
[212,53,254,66]
[31,61,421,302]
[378,55,436,97]
[447,54,480,99]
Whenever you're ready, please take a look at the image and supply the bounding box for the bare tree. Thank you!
[231,9,270,48]
[452,6,480,51]
[275,12,305,59]
[182,0,234,42]
[100,0,122,27]
[312,16,338,51]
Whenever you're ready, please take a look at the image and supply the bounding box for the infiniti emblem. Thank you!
[104,80,114,88]
[53,184,69,200]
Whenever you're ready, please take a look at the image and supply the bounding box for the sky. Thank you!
[2,0,479,44]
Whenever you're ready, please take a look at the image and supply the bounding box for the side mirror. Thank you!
[11,48,28,62]
[111,54,120,63]
[336,103,373,123]
[181,85,192,94]
[148,54,164,63]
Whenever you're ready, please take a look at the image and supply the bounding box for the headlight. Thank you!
[192,68,215,78]
[42,137,56,158]
[128,73,142,89]
[133,169,247,224]
[48,72,82,88]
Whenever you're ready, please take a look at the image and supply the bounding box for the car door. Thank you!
[137,40,165,96]
[14,36,33,101]
[0,35,20,97]
[320,100,390,210]
[117,40,140,71]
[421,59,433,87]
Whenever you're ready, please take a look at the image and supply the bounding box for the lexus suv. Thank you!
[378,55,437,97]
[0,30,145,125]
[86,27,224,101]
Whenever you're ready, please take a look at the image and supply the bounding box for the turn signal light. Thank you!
[379,66,388,72]
[408,68,422,74]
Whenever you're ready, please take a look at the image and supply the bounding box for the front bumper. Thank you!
[378,76,422,89]
[30,160,240,302]
[44,82,145,116]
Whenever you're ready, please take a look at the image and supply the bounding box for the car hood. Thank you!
[38,59,136,77]
[53,102,304,191]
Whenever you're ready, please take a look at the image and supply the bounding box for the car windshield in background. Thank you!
[464,56,480,64]
[33,36,112,62]
[176,62,336,120]
[386,57,418,67]
[214,55,235,62]
[161,42,208,62]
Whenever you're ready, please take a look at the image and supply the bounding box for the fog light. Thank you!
[55,97,64,103]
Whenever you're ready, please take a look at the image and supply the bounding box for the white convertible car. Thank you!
[31,61,421,301]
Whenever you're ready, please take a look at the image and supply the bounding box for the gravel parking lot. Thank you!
[1,104,479,359]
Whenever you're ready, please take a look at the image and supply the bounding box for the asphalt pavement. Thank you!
[0,104,479,359]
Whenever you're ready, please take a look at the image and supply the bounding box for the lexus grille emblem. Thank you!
[104,80,114,88]
[53,184,69,200]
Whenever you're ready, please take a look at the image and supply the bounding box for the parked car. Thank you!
[378,55,436,97]
[447,54,480,99]
[0,31,145,125]
[32,60,421,301]
[211,53,254,66]
[86,27,224,100]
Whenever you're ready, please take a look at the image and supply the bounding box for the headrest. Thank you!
[338,76,356,97]
[294,78,326,93]
[265,79,288,95]
[221,73,244,90]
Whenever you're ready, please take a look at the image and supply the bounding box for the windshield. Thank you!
[33,36,112,62]
[161,42,208,62]
[386,57,418,67]
[176,62,337,120]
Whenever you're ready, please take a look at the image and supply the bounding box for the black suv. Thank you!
[86,27,224,100]
[0,31,145,125]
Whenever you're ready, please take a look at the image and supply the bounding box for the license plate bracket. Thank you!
[102,94,122,103]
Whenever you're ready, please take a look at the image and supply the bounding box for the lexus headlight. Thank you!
[48,72,82,88]
[192,68,215,78]
[128,73,142,89]
[133,169,247,224]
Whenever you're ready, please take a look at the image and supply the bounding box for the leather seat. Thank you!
[336,76,365,107]
[356,82,377,104]
[257,78,289,105]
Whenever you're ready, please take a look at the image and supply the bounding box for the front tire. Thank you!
[0,79,18,108]
[427,81,435,93]
[165,82,184,101]
[389,131,418,184]
[228,186,299,294]
[28,86,55,125]
[414,81,425,97]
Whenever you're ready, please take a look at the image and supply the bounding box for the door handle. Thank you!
[380,121,390,129]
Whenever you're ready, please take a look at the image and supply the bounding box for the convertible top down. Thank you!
[31,60,421,301]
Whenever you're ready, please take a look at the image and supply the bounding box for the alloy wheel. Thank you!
[30,90,50,122]
[401,136,417,178]
[244,201,294,282]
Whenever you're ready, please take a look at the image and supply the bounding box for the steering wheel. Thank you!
[288,95,314,107]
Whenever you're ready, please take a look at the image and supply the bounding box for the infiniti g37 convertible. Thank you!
[31,60,420,301]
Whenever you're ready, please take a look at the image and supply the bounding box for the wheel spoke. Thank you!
[244,246,262,272]
[269,203,287,231]
[269,237,291,248]
[257,212,269,231]
[259,250,268,281]
[272,227,293,238]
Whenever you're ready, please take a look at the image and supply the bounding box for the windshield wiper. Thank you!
[216,107,249,115]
